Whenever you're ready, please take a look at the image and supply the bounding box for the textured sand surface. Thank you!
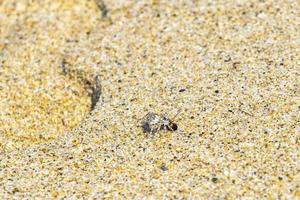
[0,0,94,152]
[0,0,300,199]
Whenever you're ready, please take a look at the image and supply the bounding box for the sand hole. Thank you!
[0,64,94,152]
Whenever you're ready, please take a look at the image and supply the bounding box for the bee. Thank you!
[141,110,180,134]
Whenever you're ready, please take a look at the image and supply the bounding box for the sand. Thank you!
[0,0,299,199]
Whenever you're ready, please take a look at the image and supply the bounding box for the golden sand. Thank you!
[0,63,90,151]
[0,0,299,199]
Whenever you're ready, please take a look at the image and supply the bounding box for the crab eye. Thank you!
[170,123,178,131]
[142,123,151,133]
[165,123,178,131]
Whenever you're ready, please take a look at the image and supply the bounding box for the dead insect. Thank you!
[141,110,180,134]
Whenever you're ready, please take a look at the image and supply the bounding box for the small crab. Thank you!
[141,110,180,134]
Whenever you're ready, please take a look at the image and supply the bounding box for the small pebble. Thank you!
[160,164,168,171]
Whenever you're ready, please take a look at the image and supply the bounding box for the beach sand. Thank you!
[0,0,299,199]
